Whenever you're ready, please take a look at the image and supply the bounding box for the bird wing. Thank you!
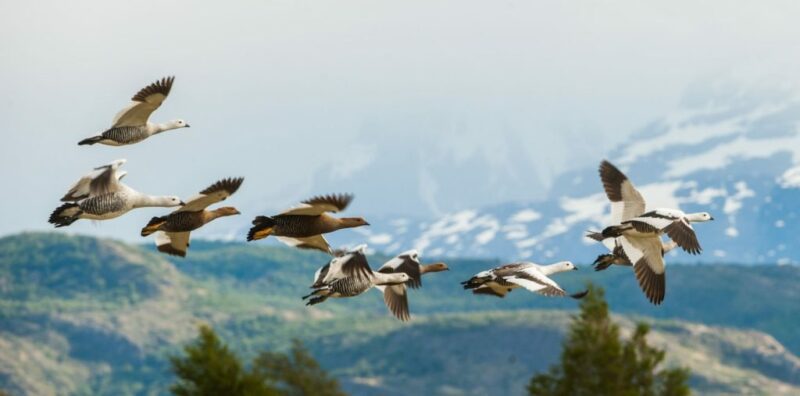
[275,235,332,255]
[323,246,373,283]
[505,266,567,297]
[377,284,410,321]
[178,177,244,212]
[619,235,666,305]
[112,76,175,127]
[154,231,191,257]
[663,218,702,255]
[378,251,422,289]
[280,194,353,216]
[62,159,126,201]
[472,283,510,298]
[599,160,646,224]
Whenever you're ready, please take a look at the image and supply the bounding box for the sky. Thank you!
[2,0,800,240]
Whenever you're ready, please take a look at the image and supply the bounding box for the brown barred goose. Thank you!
[374,250,449,321]
[247,194,369,254]
[462,261,587,299]
[78,76,189,146]
[141,178,243,257]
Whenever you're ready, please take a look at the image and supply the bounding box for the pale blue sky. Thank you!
[2,0,799,239]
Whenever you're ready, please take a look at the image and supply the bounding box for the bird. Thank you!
[49,159,183,227]
[592,237,677,272]
[461,261,587,299]
[140,177,243,257]
[78,76,189,146]
[247,194,369,254]
[588,160,713,255]
[374,250,449,321]
[302,245,411,309]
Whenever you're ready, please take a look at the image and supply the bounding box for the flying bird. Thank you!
[247,194,369,254]
[374,250,449,321]
[587,160,713,304]
[49,159,183,227]
[78,76,189,146]
[141,177,243,257]
[461,261,587,299]
[302,245,411,310]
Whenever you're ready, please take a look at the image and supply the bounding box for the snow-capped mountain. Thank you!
[322,88,800,264]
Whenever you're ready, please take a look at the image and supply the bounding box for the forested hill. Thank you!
[0,232,798,395]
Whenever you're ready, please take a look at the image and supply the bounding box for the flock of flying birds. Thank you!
[48,76,713,321]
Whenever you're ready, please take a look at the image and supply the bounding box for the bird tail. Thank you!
[78,135,102,146]
[460,276,486,290]
[49,203,82,227]
[593,254,616,271]
[247,216,276,241]
[586,230,605,242]
[141,216,167,236]
[570,290,590,299]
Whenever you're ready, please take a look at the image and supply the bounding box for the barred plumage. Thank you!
[100,126,150,145]
[329,276,373,297]
[78,193,127,215]
[159,211,205,233]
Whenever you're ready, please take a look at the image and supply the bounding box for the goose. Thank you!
[247,194,369,254]
[461,261,587,299]
[374,250,449,321]
[49,159,183,227]
[302,245,411,309]
[140,178,243,257]
[78,76,189,146]
[588,160,713,255]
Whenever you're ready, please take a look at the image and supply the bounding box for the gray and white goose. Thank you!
[302,245,411,309]
[374,250,449,321]
[49,159,183,227]
[78,76,189,146]
[461,261,587,299]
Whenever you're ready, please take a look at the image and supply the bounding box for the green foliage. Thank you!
[254,339,347,396]
[528,284,691,396]
[170,325,277,396]
[170,326,345,396]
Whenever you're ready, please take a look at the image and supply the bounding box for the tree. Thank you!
[169,325,277,396]
[254,339,347,396]
[170,326,346,396]
[528,284,691,396]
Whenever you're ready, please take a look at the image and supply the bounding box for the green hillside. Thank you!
[1,233,799,395]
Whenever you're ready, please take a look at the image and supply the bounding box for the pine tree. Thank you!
[254,339,347,396]
[169,325,277,396]
[528,284,691,396]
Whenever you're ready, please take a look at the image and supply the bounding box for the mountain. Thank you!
[294,87,800,265]
[2,233,800,395]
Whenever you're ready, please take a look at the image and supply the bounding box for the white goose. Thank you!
[461,261,587,299]
[587,160,713,304]
[49,159,183,227]
[78,76,189,146]
[302,245,411,310]
[374,250,449,321]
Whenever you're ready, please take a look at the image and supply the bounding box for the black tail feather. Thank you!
[586,230,605,242]
[78,136,102,146]
[48,203,81,227]
[247,216,276,241]
[593,254,615,271]
[570,290,590,299]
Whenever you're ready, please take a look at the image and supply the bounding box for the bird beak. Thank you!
[710,216,715,221]
[365,222,371,226]
[179,201,186,206]
[234,209,241,215]
[185,124,191,128]
[573,267,579,271]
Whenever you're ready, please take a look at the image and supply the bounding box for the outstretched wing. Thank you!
[663,219,702,255]
[599,160,646,224]
[154,231,191,257]
[378,250,422,289]
[280,194,353,216]
[178,177,244,212]
[619,235,666,305]
[112,76,175,127]
[504,266,567,297]
[275,235,332,255]
[61,159,126,201]
[377,285,410,321]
